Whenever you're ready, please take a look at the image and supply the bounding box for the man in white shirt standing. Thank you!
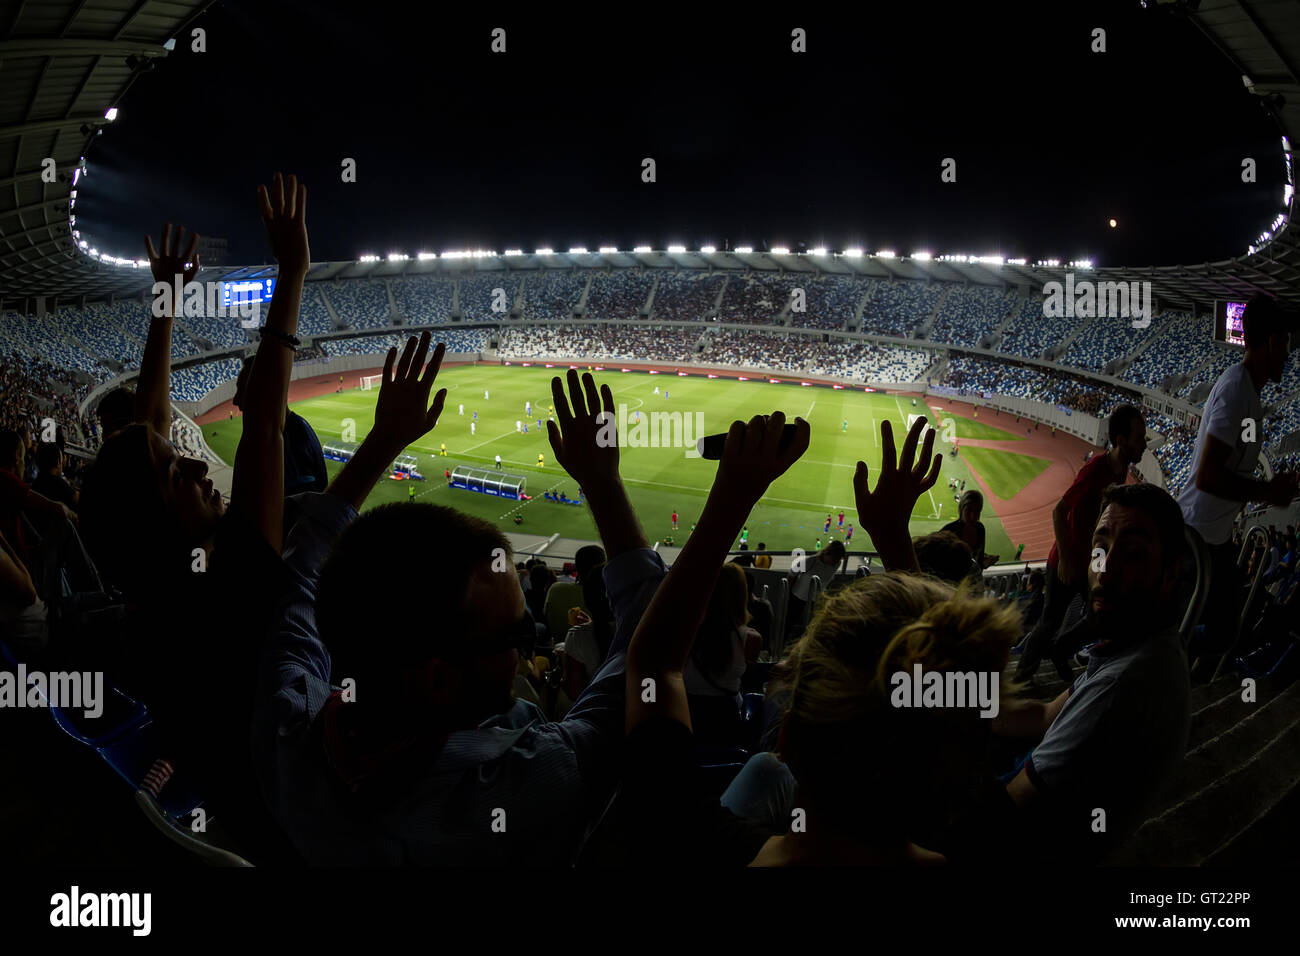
[1177,294,1299,660]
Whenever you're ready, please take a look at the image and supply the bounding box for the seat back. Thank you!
[1179,525,1212,652]
[133,790,253,867]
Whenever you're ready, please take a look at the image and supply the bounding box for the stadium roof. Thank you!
[0,0,214,307]
[2,0,1300,313]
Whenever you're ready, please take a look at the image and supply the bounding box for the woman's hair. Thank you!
[958,489,983,515]
[773,572,1019,844]
[79,423,189,600]
[692,562,750,679]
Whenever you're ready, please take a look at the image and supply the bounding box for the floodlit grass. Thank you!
[203,366,1026,558]
[960,445,1052,501]
[945,412,1023,441]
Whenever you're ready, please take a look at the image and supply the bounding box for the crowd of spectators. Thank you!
[996,297,1080,359]
[2,179,1297,877]
[943,355,1137,415]
[499,324,701,363]
[718,273,801,325]
[0,351,91,446]
[522,271,587,321]
[928,286,1017,348]
[650,271,727,322]
[585,270,654,321]
[458,274,522,323]
[861,279,945,338]
[390,275,455,326]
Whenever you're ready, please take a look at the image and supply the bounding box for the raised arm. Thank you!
[327,331,447,510]
[233,173,310,552]
[139,224,199,435]
[547,369,647,558]
[853,415,942,573]
[626,412,809,734]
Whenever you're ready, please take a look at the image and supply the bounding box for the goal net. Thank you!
[359,374,384,391]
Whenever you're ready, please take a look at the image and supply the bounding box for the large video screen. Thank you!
[221,277,276,309]
[1213,299,1246,347]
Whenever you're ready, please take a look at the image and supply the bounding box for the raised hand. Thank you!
[714,412,810,508]
[1265,472,1299,507]
[854,416,942,570]
[547,369,619,490]
[370,331,447,454]
[256,172,309,276]
[144,222,200,288]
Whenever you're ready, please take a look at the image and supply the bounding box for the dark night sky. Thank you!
[74,0,1286,270]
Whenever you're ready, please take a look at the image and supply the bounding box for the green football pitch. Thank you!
[201,366,1051,559]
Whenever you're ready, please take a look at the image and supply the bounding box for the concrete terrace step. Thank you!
[1203,779,1300,865]
[1159,679,1300,810]
[1187,676,1264,751]
[1108,681,1300,865]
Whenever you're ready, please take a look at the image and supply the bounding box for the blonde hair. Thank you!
[774,572,1021,840]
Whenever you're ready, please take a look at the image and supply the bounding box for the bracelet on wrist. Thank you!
[260,327,300,349]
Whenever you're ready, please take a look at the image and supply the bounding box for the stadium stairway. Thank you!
[1013,663,1300,864]
[1046,316,1091,363]
[1107,675,1300,865]
[986,288,1027,352]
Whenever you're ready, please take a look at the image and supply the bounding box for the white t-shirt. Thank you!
[683,626,752,696]
[1177,362,1264,546]
[559,622,602,678]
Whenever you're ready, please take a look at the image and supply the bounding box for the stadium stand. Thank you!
[390,275,454,326]
[1061,312,1163,372]
[522,271,586,321]
[323,278,392,330]
[1177,344,1240,399]
[1122,312,1214,389]
[585,270,654,321]
[650,271,726,322]
[57,304,145,368]
[170,357,243,402]
[860,279,943,338]
[997,296,1082,359]
[929,285,1017,348]
[787,275,867,330]
[458,273,522,323]
[296,285,336,336]
[718,272,799,325]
